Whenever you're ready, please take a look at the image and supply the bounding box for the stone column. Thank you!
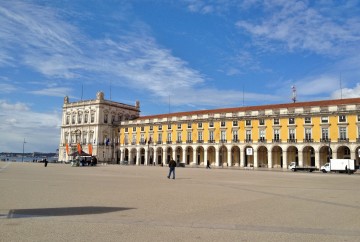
[163,149,166,166]
[154,148,157,166]
[120,148,124,161]
[315,151,320,168]
[267,149,272,168]
[298,150,303,167]
[227,149,232,167]
[215,146,219,167]
[204,148,208,167]
[282,149,288,170]
[136,148,140,166]
[182,148,186,164]
[240,147,245,167]
[193,148,197,165]
[253,149,258,168]
[145,147,149,166]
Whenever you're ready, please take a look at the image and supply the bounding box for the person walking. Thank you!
[167,159,177,179]
[44,158,48,167]
[206,160,211,169]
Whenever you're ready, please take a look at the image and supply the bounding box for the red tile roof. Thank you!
[137,97,360,120]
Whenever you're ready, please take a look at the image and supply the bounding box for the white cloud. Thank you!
[30,87,73,97]
[235,1,360,55]
[0,99,61,152]
[331,83,360,99]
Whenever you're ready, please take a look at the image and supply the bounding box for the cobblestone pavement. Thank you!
[1,162,359,242]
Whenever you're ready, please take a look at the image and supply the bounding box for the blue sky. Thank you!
[1,0,360,153]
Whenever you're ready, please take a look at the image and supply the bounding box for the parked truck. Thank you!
[288,162,317,172]
[320,159,355,173]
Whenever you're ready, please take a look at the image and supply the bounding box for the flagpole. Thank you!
[22,138,26,162]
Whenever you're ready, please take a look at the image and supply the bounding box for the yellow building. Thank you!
[119,97,360,169]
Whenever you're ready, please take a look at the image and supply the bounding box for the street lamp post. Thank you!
[22,138,27,162]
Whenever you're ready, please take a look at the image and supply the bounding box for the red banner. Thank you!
[65,143,69,155]
[88,144,92,156]
[77,143,82,154]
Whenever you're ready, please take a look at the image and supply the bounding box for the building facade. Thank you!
[119,98,360,169]
[58,91,140,162]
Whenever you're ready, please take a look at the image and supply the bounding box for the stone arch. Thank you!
[130,148,137,165]
[196,146,205,165]
[231,146,240,166]
[175,146,183,163]
[185,146,194,165]
[156,147,163,165]
[207,146,216,166]
[319,145,332,167]
[286,146,298,165]
[337,145,351,159]
[140,148,145,165]
[219,145,228,166]
[243,146,254,167]
[272,146,283,168]
[166,146,173,164]
[303,146,315,167]
[257,146,268,168]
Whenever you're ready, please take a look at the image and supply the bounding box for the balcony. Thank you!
[176,140,182,144]
[232,139,239,143]
[156,141,162,144]
[220,139,227,143]
[197,140,204,143]
[320,138,331,143]
[287,139,297,143]
[208,139,215,143]
[338,138,349,142]
[140,141,146,145]
[258,138,267,143]
[245,139,252,143]
[186,140,193,144]
[131,142,136,145]
[166,141,172,144]
[272,139,281,143]
[303,139,314,143]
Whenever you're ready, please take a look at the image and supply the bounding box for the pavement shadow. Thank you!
[7,206,134,219]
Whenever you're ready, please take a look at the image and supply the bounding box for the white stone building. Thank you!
[58,91,140,163]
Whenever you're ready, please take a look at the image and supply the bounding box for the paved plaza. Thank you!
[0,162,359,242]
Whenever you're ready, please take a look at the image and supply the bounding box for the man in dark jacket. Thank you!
[167,159,177,179]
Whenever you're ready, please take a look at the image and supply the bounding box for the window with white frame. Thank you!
[66,116,70,125]
[83,133,87,144]
[72,115,76,124]
[321,116,328,123]
[104,113,108,123]
[177,132,182,142]
[339,115,346,122]
[209,131,214,141]
[187,131,192,141]
[198,122,203,128]
[289,128,295,140]
[232,130,238,141]
[132,127,136,132]
[65,133,69,144]
[168,124,172,130]
[273,118,279,125]
[84,114,88,123]
[140,134,145,143]
[246,130,251,140]
[177,123,181,129]
[221,121,226,127]
[150,126,153,131]
[112,115,115,123]
[158,125,162,131]
[245,120,251,126]
[274,129,280,140]
[339,127,347,140]
[167,133,172,142]
[187,123,192,129]
[157,133,162,143]
[305,128,312,140]
[78,114,82,124]
[91,113,95,123]
[289,117,295,124]
[132,134,136,143]
[141,126,145,132]
[358,115,360,122]
[259,119,265,125]
[259,129,265,141]
[89,133,94,144]
[209,121,214,128]
[124,134,129,144]
[198,131,203,141]
[233,120,238,127]
[322,128,329,140]
[305,117,311,124]
[221,130,226,140]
